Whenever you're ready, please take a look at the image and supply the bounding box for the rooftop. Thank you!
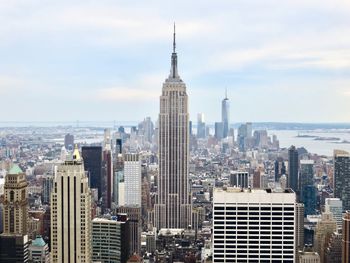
[8,164,23,175]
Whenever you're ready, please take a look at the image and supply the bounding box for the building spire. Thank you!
[168,22,180,81]
[173,22,176,53]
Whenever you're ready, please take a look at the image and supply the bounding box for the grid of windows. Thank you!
[213,194,296,262]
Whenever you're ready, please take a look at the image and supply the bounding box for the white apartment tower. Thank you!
[212,187,297,262]
[51,146,92,263]
[124,153,141,206]
[154,25,192,229]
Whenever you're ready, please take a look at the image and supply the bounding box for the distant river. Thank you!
[268,130,350,156]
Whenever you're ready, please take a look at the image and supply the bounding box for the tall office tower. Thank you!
[314,209,337,263]
[154,26,192,230]
[343,211,350,263]
[113,153,124,206]
[82,146,103,199]
[303,185,317,216]
[0,165,29,262]
[246,122,253,138]
[298,248,320,263]
[288,145,299,194]
[325,198,343,230]
[221,90,230,138]
[296,203,305,251]
[116,138,123,154]
[92,215,130,263]
[212,187,296,262]
[229,171,249,188]
[51,146,92,262]
[253,130,269,148]
[197,113,206,138]
[324,231,342,263]
[64,133,74,150]
[189,120,193,136]
[214,122,223,140]
[104,128,111,150]
[28,235,50,263]
[334,150,350,211]
[116,207,141,255]
[300,160,315,213]
[41,175,53,205]
[124,153,141,206]
[102,149,113,210]
[274,157,286,182]
[144,117,154,143]
[2,165,28,235]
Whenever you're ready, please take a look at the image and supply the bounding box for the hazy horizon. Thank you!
[1,1,350,122]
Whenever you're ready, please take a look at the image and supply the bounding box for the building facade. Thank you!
[92,215,130,263]
[212,187,296,262]
[50,147,92,262]
[154,27,192,229]
[124,153,141,206]
[288,145,299,194]
[334,150,350,211]
[221,91,229,138]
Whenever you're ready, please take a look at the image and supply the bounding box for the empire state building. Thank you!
[154,26,192,229]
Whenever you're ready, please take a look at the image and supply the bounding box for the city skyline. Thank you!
[1,1,350,123]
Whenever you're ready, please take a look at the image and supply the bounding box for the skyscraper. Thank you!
[124,153,141,206]
[314,208,337,263]
[0,165,29,263]
[334,150,350,211]
[51,146,92,262]
[214,122,223,140]
[288,145,299,194]
[325,198,343,230]
[197,113,206,139]
[221,89,230,138]
[154,25,192,229]
[64,133,74,150]
[82,146,103,199]
[92,215,130,263]
[299,160,316,217]
[212,187,296,262]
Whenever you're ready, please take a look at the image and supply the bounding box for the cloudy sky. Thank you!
[1,0,350,123]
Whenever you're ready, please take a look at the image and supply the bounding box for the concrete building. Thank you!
[124,153,141,206]
[212,187,296,262]
[298,249,320,263]
[0,165,29,263]
[92,215,130,263]
[115,206,141,255]
[325,198,343,230]
[314,209,337,263]
[28,235,50,263]
[229,171,249,188]
[50,146,92,262]
[154,26,192,230]
[296,203,305,251]
[324,231,342,263]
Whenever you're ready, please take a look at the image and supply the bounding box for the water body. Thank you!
[268,130,350,156]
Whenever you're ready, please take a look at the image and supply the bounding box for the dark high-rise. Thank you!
[64,133,74,150]
[334,150,350,211]
[82,146,103,199]
[288,145,299,194]
[343,211,350,263]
